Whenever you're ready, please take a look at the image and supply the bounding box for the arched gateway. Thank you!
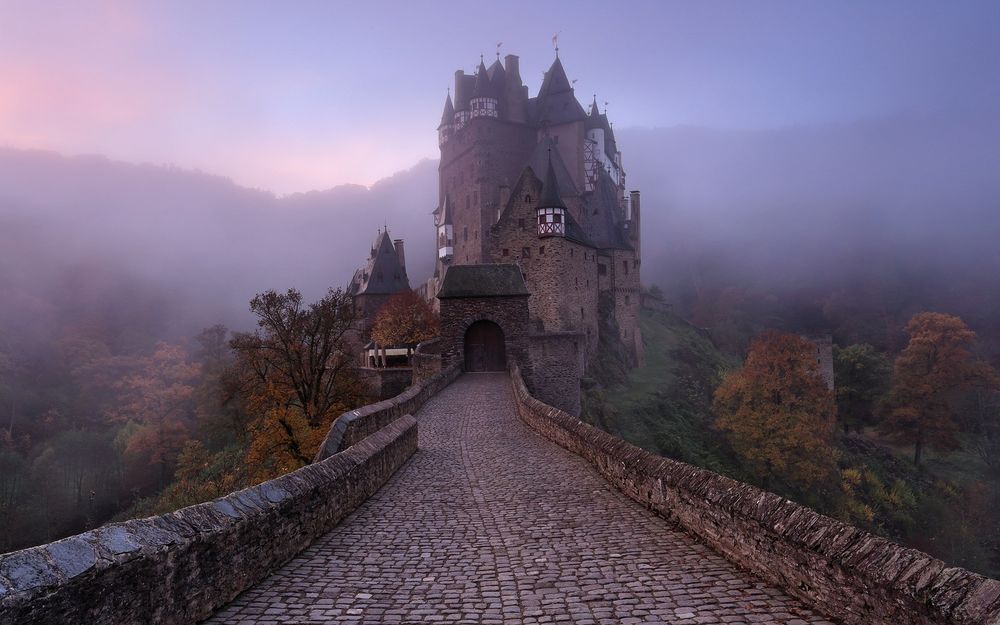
[464,320,506,371]
[436,264,530,375]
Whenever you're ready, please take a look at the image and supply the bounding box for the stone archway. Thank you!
[464,320,507,372]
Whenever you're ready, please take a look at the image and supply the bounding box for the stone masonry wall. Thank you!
[528,332,584,417]
[315,361,461,461]
[0,416,418,625]
[439,294,531,380]
[489,171,599,360]
[508,362,1000,625]
[412,338,444,385]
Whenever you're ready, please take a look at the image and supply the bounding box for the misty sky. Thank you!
[2,1,999,193]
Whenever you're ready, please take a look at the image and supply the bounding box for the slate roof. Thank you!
[585,168,632,250]
[439,93,454,127]
[537,150,568,210]
[349,230,411,296]
[528,58,586,126]
[437,264,530,299]
[524,138,578,198]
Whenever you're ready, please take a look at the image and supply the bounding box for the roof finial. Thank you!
[496,41,502,60]
[551,32,560,58]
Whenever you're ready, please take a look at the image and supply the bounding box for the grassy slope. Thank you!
[584,308,744,478]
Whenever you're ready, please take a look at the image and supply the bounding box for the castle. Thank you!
[424,51,644,413]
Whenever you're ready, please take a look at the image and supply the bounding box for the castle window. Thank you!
[518,218,525,230]
[633,259,638,268]
[570,248,574,257]
[581,307,585,319]
[525,194,531,203]
[502,248,509,257]
[625,295,630,305]
[464,227,468,241]
[539,246,545,256]
[623,260,629,275]
[598,264,607,276]
[522,247,531,258]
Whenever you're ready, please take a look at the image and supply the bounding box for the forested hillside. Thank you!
[589,307,1000,578]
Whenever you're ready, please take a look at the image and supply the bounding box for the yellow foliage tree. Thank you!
[713,331,838,491]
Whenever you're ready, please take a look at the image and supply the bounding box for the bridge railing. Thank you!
[314,360,461,461]
[0,415,418,625]
[508,361,1000,625]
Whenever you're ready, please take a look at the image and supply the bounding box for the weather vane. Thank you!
[496,41,503,60]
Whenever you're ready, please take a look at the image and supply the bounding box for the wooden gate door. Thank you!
[464,321,506,372]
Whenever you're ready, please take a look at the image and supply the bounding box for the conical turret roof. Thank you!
[439,93,454,127]
[537,149,568,210]
[538,57,572,98]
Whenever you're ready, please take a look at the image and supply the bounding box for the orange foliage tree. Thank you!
[230,288,367,480]
[370,289,439,348]
[713,331,837,491]
[880,312,999,466]
[108,342,199,489]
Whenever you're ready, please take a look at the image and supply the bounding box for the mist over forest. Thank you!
[2,110,999,353]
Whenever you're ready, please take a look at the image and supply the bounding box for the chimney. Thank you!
[393,239,406,273]
[504,54,521,85]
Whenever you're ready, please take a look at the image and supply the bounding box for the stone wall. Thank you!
[508,362,1000,625]
[0,416,418,625]
[412,338,443,385]
[528,332,584,417]
[438,294,531,382]
[357,366,413,400]
[488,171,599,361]
[314,361,461,461]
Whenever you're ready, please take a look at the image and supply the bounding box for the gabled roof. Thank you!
[437,264,530,299]
[585,168,632,250]
[487,59,506,86]
[439,93,454,128]
[524,138,578,198]
[503,164,593,248]
[350,229,411,296]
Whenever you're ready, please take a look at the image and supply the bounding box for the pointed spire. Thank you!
[439,91,454,127]
[538,56,572,98]
[590,95,600,117]
[538,148,567,210]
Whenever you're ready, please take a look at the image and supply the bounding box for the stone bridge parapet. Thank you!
[508,361,1000,625]
[0,415,418,625]
[314,360,461,462]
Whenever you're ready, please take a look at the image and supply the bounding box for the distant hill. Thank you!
[2,110,998,344]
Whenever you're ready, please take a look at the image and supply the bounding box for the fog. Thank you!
[2,109,999,351]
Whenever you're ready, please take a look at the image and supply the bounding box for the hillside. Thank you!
[587,307,1000,578]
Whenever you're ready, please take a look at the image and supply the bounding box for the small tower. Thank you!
[438,92,455,146]
[469,59,499,119]
[437,195,454,259]
[536,150,567,238]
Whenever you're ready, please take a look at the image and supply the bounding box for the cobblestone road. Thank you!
[207,373,834,625]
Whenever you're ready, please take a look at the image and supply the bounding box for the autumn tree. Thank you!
[108,342,199,489]
[230,288,367,479]
[880,312,999,466]
[371,289,439,349]
[713,331,838,491]
[833,344,891,434]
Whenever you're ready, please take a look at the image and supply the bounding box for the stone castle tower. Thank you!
[428,52,643,371]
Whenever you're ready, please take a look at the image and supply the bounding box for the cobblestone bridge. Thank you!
[208,373,834,625]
